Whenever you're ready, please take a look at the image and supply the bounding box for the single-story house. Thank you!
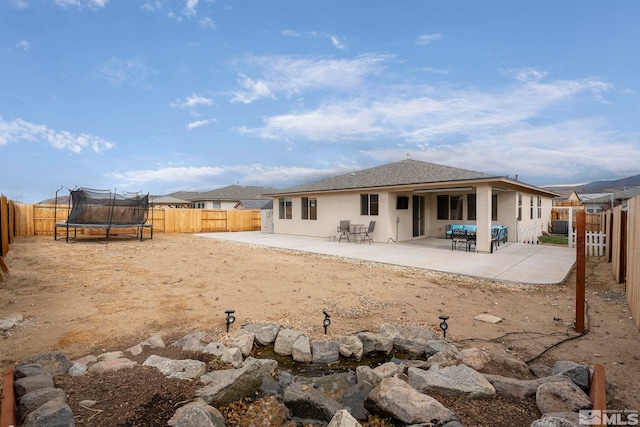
[150,195,192,208]
[167,185,279,210]
[265,159,560,253]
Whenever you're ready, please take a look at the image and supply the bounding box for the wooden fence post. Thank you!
[575,211,586,334]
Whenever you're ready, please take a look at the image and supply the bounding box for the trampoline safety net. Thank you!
[56,187,151,242]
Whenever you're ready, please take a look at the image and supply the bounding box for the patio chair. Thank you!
[491,227,499,253]
[451,228,469,251]
[360,221,376,244]
[337,220,350,242]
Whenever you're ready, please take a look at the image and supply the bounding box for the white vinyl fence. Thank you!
[570,229,607,256]
[517,225,539,244]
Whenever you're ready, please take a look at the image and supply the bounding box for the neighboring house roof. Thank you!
[266,159,558,197]
[150,195,191,205]
[589,186,640,204]
[235,199,273,209]
[167,185,279,202]
[577,193,613,202]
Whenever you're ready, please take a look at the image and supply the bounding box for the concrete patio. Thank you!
[196,232,576,285]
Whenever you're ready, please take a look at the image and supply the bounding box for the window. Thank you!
[517,192,522,221]
[193,202,205,209]
[450,195,463,220]
[537,196,542,219]
[492,194,498,221]
[530,196,534,220]
[467,194,476,221]
[279,197,292,219]
[301,197,317,220]
[360,194,379,216]
[437,195,463,220]
[212,201,221,209]
[437,195,449,220]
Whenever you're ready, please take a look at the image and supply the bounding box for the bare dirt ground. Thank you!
[1,233,639,425]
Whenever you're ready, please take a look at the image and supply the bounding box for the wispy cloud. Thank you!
[111,165,225,184]
[230,53,391,104]
[53,0,108,9]
[423,67,449,75]
[96,57,154,86]
[281,29,347,50]
[0,116,114,154]
[187,118,216,130]
[415,33,442,45]
[16,40,31,51]
[170,94,214,109]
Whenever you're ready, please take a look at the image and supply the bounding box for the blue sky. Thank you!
[1,1,639,203]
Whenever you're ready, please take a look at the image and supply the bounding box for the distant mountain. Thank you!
[543,174,640,194]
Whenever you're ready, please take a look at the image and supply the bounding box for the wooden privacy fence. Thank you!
[625,196,640,330]
[0,195,15,279]
[551,208,601,232]
[12,204,262,237]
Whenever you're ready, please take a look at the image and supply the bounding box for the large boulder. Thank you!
[227,330,255,357]
[18,352,72,377]
[143,355,206,380]
[356,332,393,355]
[21,398,75,427]
[386,325,439,356]
[312,341,340,365]
[18,387,67,424]
[408,364,496,399]
[292,335,313,363]
[552,361,590,390]
[365,376,458,425]
[536,381,592,414]
[242,323,282,346]
[337,335,363,361]
[274,329,304,356]
[196,358,265,407]
[483,373,573,399]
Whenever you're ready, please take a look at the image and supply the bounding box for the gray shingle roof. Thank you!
[268,159,498,195]
[167,185,279,202]
[589,186,640,203]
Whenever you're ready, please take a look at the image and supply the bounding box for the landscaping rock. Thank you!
[18,352,72,377]
[292,335,313,363]
[391,325,439,356]
[552,360,590,389]
[536,381,592,414]
[168,399,225,427]
[18,387,67,423]
[68,362,88,377]
[14,373,55,398]
[14,364,50,380]
[312,340,340,364]
[228,330,255,356]
[202,341,227,357]
[541,411,581,425]
[425,339,459,357]
[408,364,496,398]
[530,416,576,427]
[73,355,97,366]
[483,373,572,399]
[21,398,75,427]
[170,331,214,352]
[365,376,458,425]
[283,383,343,422]
[196,358,265,407]
[337,382,373,421]
[457,347,491,371]
[243,322,282,346]
[274,329,304,356]
[221,347,244,368]
[425,350,459,369]
[97,351,124,361]
[88,358,137,373]
[356,332,393,355]
[143,355,206,380]
[337,335,363,361]
[327,409,362,427]
[356,362,402,387]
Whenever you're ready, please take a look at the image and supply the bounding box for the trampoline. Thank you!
[55,187,152,242]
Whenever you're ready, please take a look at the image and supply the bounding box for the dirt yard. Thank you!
[1,233,639,423]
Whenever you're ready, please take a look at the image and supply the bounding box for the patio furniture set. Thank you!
[446,224,509,253]
[337,220,376,244]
